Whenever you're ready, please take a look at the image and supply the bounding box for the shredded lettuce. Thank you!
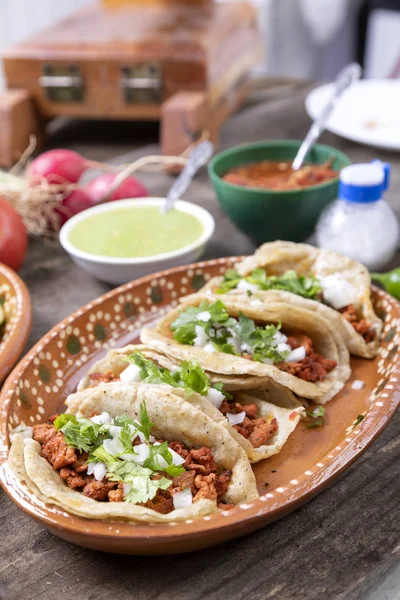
[217,268,322,299]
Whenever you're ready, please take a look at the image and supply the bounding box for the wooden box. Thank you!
[1,1,261,163]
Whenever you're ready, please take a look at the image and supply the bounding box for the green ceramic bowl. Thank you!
[208,140,351,244]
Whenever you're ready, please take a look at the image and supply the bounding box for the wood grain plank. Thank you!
[1,81,399,600]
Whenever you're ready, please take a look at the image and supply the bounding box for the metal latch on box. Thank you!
[120,64,162,104]
[39,65,84,103]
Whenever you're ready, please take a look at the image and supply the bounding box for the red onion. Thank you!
[85,173,148,205]
[28,149,87,184]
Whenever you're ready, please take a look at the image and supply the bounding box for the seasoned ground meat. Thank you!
[279,335,337,382]
[194,473,218,502]
[83,479,119,501]
[71,455,89,473]
[171,470,196,494]
[142,487,174,514]
[34,423,232,513]
[33,423,77,469]
[214,470,232,497]
[187,447,218,475]
[109,482,124,502]
[219,400,278,448]
[339,304,375,343]
[218,502,235,511]
[89,371,119,386]
[249,418,278,448]
[59,467,87,489]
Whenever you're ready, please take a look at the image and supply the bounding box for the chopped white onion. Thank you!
[172,488,193,510]
[273,331,288,345]
[240,342,253,354]
[226,411,246,425]
[119,363,142,384]
[227,335,242,354]
[321,275,358,310]
[197,310,211,322]
[90,411,112,425]
[194,325,209,348]
[236,280,260,293]
[168,448,186,466]
[207,387,225,408]
[108,425,123,438]
[93,462,107,481]
[103,437,124,455]
[286,346,306,363]
[136,430,155,444]
[155,454,169,469]
[123,483,131,497]
[131,443,150,466]
[277,342,291,353]
[87,461,107,481]
[351,379,365,390]
[203,342,216,354]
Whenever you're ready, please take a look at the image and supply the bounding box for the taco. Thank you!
[77,346,304,462]
[8,382,258,523]
[201,241,382,358]
[141,294,351,404]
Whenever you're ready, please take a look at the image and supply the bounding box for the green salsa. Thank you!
[68,206,205,258]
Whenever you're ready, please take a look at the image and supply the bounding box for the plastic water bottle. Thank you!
[315,161,399,271]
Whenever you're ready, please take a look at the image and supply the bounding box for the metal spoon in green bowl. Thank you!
[292,63,362,171]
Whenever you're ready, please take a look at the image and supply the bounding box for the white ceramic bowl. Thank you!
[59,197,215,285]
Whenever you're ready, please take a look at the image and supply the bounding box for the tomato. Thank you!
[0,197,28,271]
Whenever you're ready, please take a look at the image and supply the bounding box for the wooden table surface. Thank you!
[1,81,400,600]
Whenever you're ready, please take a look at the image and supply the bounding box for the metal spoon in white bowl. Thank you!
[161,140,214,214]
[292,62,362,171]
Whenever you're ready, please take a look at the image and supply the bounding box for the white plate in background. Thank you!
[305,80,400,151]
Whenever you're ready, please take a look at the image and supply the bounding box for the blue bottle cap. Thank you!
[339,161,391,203]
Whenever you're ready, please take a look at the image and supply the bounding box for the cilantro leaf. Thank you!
[135,402,154,442]
[144,441,185,476]
[129,352,212,398]
[217,268,322,300]
[179,360,209,396]
[353,414,364,428]
[106,461,172,505]
[171,301,289,364]
[213,382,233,401]
[306,406,326,419]
[91,444,117,466]
[171,300,230,344]
[129,352,178,388]
[305,406,326,429]
[54,414,102,453]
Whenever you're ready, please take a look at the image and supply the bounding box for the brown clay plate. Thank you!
[0,263,31,383]
[0,257,399,555]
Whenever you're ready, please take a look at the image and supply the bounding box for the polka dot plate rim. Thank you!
[0,263,31,384]
[0,257,399,555]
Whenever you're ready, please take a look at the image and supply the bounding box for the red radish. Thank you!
[28,149,87,184]
[56,189,93,225]
[85,173,148,205]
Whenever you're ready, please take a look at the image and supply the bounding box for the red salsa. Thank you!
[222,160,338,191]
